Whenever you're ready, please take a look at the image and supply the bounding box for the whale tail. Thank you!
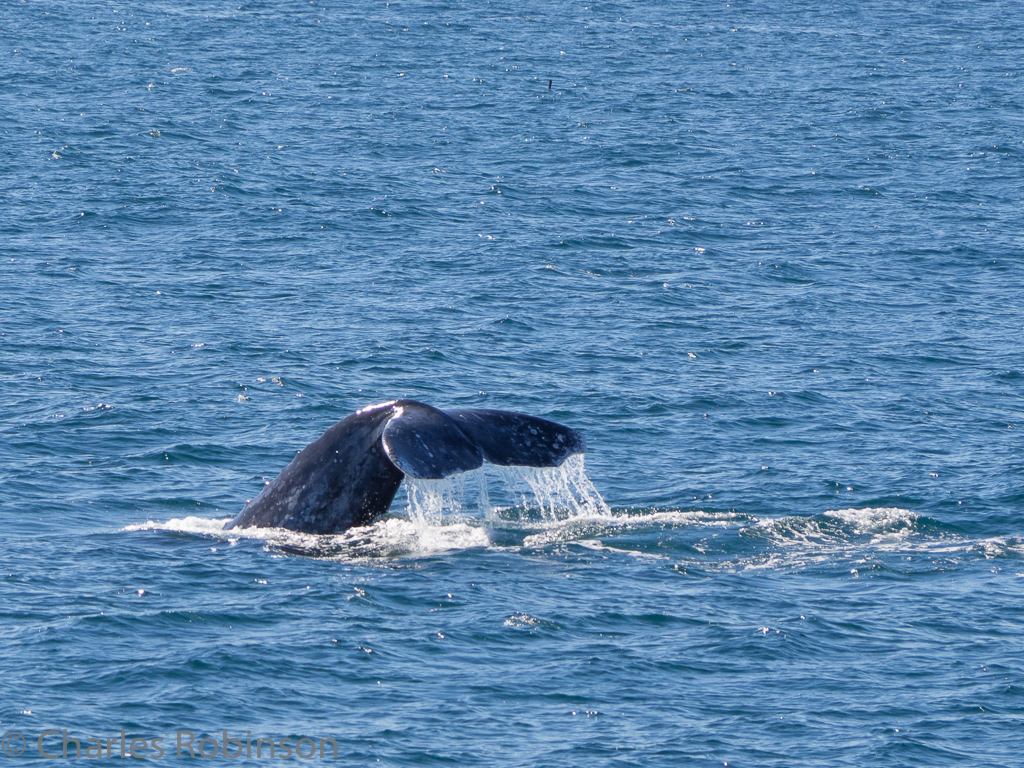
[226,400,586,534]
[383,403,585,479]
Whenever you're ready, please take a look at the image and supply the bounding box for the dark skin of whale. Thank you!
[225,400,586,534]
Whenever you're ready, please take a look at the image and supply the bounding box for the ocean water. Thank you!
[2,0,1023,764]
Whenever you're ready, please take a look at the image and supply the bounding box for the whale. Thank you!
[225,400,586,534]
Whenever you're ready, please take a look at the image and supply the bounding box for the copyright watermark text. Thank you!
[1,729,338,759]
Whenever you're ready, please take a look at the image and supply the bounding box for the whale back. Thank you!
[226,402,404,534]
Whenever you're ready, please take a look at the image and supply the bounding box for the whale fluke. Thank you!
[446,408,584,468]
[382,402,483,479]
[225,400,586,534]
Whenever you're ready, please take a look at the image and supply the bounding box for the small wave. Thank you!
[520,508,748,548]
[823,506,920,533]
[743,507,938,553]
[125,516,235,535]
[962,536,1024,560]
[573,538,667,559]
[125,514,489,559]
[331,517,492,558]
[502,612,563,631]
[709,506,1024,572]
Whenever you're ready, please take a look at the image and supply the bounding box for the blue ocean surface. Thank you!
[2,0,1023,764]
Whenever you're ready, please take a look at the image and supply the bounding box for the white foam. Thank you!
[126,515,337,554]
[125,516,235,534]
[125,513,490,559]
[345,517,491,557]
[823,506,919,533]
[573,538,667,559]
[520,508,746,548]
[747,506,920,548]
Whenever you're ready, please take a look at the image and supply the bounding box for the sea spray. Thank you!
[404,471,472,527]
[403,453,609,526]
[491,454,610,522]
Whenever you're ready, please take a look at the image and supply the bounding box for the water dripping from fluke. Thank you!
[403,453,611,529]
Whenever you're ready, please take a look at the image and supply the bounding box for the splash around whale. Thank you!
[225,400,587,535]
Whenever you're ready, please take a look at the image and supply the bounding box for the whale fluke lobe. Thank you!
[382,402,483,479]
[446,409,585,468]
[225,400,586,534]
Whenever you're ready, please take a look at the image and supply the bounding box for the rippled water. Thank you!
[2,1,1023,765]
